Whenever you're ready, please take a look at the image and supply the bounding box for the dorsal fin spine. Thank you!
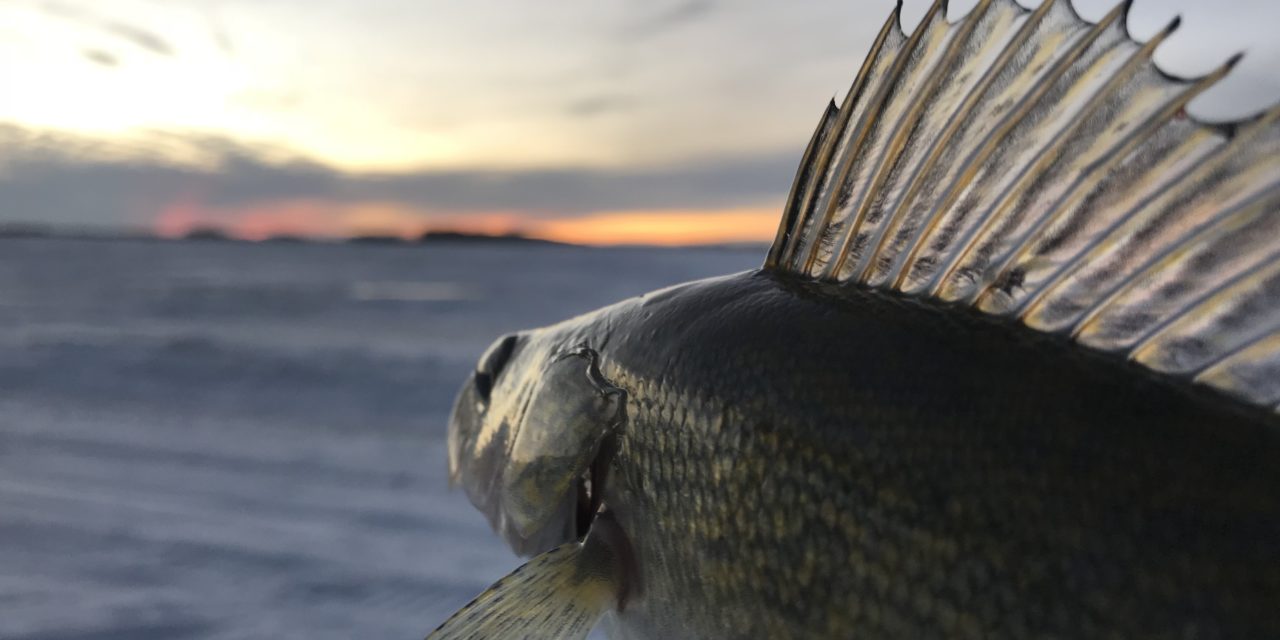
[823,0,991,281]
[1070,183,1280,346]
[778,5,903,270]
[1130,242,1280,366]
[1192,319,1280,386]
[899,0,1128,295]
[799,0,948,275]
[979,54,1243,316]
[931,11,1181,304]
[766,100,839,270]
[1053,109,1280,340]
[1012,128,1224,325]
[847,0,1034,284]
[874,0,1056,288]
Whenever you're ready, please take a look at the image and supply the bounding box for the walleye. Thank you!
[429,0,1280,637]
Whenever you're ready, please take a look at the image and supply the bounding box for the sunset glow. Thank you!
[531,207,781,246]
[155,199,428,241]
[151,198,782,246]
[4,0,1279,245]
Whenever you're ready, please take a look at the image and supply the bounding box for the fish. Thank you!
[427,0,1280,637]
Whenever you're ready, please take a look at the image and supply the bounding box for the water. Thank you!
[0,237,760,639]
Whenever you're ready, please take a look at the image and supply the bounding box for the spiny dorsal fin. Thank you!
[765,0,1280,412]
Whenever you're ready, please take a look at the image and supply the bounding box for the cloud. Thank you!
[347,156,794,216]
[0,125,797,233]
[81,48,118,67]
[207,10,233,56]
[101,20,173,56]
[563,94,637,118]
[41,2,174,57]
[625,0,718,38]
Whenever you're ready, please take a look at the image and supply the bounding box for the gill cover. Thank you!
[502,347,625,538]
[449,340,626,555]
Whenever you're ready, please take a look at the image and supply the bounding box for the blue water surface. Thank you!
[0,237,759,639]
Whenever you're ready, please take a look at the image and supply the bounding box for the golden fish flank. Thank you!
[429,0,1280,637]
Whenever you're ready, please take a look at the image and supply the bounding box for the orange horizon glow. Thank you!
[152,198,782,246]
[529,208,780,246]
[155,198,427,241]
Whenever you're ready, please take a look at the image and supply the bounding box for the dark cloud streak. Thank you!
[563,94,637,117]
[208,11,234,56]
[102,21,173,56]
[0,126,795,228]
[81,48,118,67]
[625,0,718,38]
[41,2,175,57]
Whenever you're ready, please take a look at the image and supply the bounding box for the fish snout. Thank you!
[446,332,522,503]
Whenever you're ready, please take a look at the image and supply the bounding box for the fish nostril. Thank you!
[473,334,517,407]
[473,371,494,403]
[480,334,518,376]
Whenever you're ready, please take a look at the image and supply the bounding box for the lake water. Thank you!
[0,237,759,639]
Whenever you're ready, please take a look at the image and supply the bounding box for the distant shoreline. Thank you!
[0,225,571,247]
[0,225,767,252]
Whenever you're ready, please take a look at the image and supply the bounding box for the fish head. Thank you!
[448,329,626,556]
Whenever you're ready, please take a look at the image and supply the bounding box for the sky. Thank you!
[1,0,1277,245]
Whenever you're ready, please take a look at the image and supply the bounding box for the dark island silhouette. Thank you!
[0,223,764,250]
[417,230,567,246]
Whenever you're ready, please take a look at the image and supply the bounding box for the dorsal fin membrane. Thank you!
[766,0,1280,411]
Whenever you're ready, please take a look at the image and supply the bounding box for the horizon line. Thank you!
[0,221,773,250]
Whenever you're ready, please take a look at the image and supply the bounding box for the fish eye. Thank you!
[474,334,518,405]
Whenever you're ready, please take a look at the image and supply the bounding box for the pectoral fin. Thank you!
[426,523,623,640]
